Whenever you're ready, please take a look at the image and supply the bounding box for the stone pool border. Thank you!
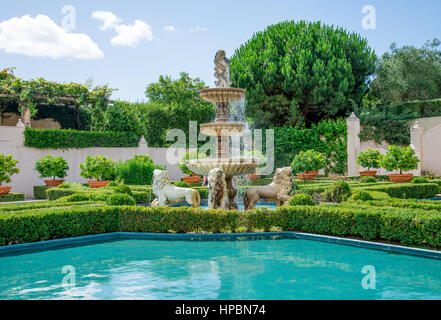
[0,231,440,260]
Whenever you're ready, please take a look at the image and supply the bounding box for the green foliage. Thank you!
[273,119,347,173]
[288,193,315,206]
[361,176,377,183]
[360,183,439,199]
[321,181,352,203]
[24,128,139,149]
[101,100,145,138]
[115,155,159,185]
[0,154,19,186]
[106,193,136,206]
[230,20,377,128]
[349,190,374,201]
[356,149,382,170]
[358,98,441,145]
[291,150,326,174]
[178,151,207,175]
[380,145,419,174]
[412,177,430,184]
[0,193,25,202]
[369,39,441,105]
[174,181,190,188]
[34,155,69,179]
[79,155,117,181]
[33,186,48,199]
[58,193,92,202]
[112,185,134,197]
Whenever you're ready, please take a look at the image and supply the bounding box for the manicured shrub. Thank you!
[0,193,25,202]
[0,154,20,186]
[291,150,326,174]
[58,193,91,202]
[174,181,190,188]
[116,155,161,185]
[321,181,352,203]
[106,193,136,206]
[411,177,430,184]
[33,186,48,199]
[288,193,316,206]
[361,176,377,183]
[113,185,133,196]
[360,183,439,199]
[79,155,117,181]
[34,155,69,180]
[350,190,374,201]
[380,145,419,174]
[24,128,139,149]
[356,149,382,171]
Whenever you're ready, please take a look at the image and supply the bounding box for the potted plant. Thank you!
[179,151,206,183]
[291,150,326,180]
[79,155,116,188]
[356,148,382,177]
[0,154,20,194]
[34,155,69,187]
[380,145,420,183]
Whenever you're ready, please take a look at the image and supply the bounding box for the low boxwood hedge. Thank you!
[2,203,441,248]
[0,193,25,203]
[33,186,48,200]
[360,183,440,199]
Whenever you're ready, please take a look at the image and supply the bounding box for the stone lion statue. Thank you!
[243,167,293,211]
[207,168,229,209]
[151,169,200,208]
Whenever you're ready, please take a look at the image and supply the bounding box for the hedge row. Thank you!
[46,188,152,204]
[24,128,139,149]
[359,183,440,199]
[0,193,25,203]
[1,204,441,248]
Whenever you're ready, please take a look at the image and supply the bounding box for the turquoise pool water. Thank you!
[1,238,441,300]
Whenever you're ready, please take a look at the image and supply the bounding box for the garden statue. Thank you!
[207,168,229,209]
[243,167,293,211]
[214,49,232,88]
[151,169,201,208]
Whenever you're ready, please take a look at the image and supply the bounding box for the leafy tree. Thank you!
[380,145,419,174]
[230,20,377,128]
[34,155,69,180]
[291,150,326,174]
[369,39,441,104]
[79,155,116,181]
[356,148,382,171]
[0,154,19,186]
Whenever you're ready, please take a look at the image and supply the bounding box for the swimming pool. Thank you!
[1,236,440,300]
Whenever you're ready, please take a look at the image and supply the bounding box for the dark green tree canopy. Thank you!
[230,20,377,128]
[369,39,441,104]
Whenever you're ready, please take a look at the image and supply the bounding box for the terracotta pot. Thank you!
[248,174,260,180]
[360,170,377,177]
[44,179,65,187]
[388,174,413,183]
[88,180,110,188]
[182,175,201,183]
[297,171,318,181]
[0,186,11,195]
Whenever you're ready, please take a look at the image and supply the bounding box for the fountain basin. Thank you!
[200,122,245,136]
[200,88,245,103]
[186,158,259,176]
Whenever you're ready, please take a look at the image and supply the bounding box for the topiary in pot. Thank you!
[0,154,20,194]
[291,150,326,180]
[356,148,382,177]
[34,155,69,187]
[79,155,117,188]
[380,145,419,183]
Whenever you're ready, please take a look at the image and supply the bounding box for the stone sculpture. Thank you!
[207,168,229,209]
[214,49,232,88]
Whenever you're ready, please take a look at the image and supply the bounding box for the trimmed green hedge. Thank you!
[24,128,139,149]
[0,193,25,203]
[2,203,441,248]
[360,183,439,199]
[33,186,48,200]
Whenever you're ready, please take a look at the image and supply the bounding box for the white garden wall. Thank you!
[0,125,185,198]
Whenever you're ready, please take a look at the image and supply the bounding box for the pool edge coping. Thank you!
[0,231,440,260]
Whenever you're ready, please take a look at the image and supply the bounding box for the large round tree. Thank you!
[230,20,377,128]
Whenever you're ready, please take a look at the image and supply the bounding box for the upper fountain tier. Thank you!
[199,87,245,104]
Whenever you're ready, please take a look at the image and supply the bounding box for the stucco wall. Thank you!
[0,126,185,198]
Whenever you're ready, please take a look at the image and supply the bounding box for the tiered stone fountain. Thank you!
[186,50,259,209]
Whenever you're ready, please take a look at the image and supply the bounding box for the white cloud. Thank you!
[164,25,176,32]
[92,11,153,48]
[0,14,103,59]
[91,11,122,31]
[189,26,208,33]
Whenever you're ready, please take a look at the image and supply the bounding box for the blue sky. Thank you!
[0,0,440,101]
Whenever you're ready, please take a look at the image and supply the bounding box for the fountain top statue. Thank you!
[214,50,232,88]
